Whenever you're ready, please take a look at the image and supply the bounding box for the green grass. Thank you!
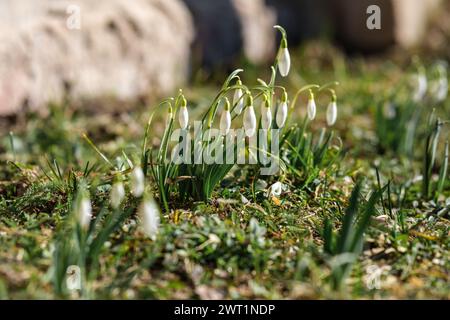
[0,39,449,299]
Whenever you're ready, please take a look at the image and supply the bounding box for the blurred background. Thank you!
[0,0,448,119]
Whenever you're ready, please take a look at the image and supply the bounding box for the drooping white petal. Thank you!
[261,105,272,130]
[77,198,92,229]
[220,109,231,135]
[179,106,189,130]
[434,77,448,102]
[130,166,145,197]
[307,98,316,120]
[233,88,244,115]
[266,182,283,198]
[326,101,337,126]
[110,182,125,209]
[276,101,288,128]
[243,105,257,137]
[413,73,427,102]
[139,198,160,240]
[66,265,81,291]
[278,47,291,77]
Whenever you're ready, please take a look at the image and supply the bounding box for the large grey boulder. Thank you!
[0,0,194,116]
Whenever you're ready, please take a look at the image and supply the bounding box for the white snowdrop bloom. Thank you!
[66,265,81,291]
[432,77,448,102]
[178,96,189,130]
[276,91,289,128]
[241,194,250,204]
[130,166,145,197]
[326,100,338,126]
[139,197,160,240]
[413,73,427,102]
[278,43,291,77]
[261,97,272,130]
[383,102,396,119]
[267,182,283,198]
[220,98,231,135]
[243,96,257,137]
[233,79,245,115]
[307,91,317,121]
[76,197,92,229]
[110,181,125,209]
[166,105,173,125]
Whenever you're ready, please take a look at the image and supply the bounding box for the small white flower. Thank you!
[278,47,291,77]
[243,96,257,137]
[431,77,448,102]
[220,98,231,135]
[307,92,317,121]
[241,194,250,204]
[326,100,337,126]
[261,97,272,130]
[413,73,427,102]
[76,197,92,229]
[139,197,160,240]
[276,101,288,128]
[266,182,283,198]
[166,105,173,125]
[178,96,189,129]
[130,166,145,197]
[66,265,81,291]
[383,102,396,119]
[276,91,288,128]
[233,79,245,115]
[110,181,125,209]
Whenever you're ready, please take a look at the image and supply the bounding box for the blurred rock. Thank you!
[232,0,276,65]
[182,0,275,71]
[0,0,193,116]
[265,0,327,45]
[330,0,442,52]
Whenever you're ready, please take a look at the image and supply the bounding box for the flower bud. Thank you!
[243,95,256,137]
[179,96,189,130]
[261,96,272,130]
[75,192,92,230]
[413,73,427,102]
[326,97,337,126]
[233,79,245,115]
[220,98,231,135]
[139,197,160,240]
[276,91,288,128]
[130,166,145,197]
[307,90,316,121]
[110,180,125,209]
[278,39,291,77]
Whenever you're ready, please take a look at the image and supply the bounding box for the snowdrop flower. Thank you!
[76,194,92,229]
[413,72,427,102]
[139,197,160,240]
[66,265,81,291]
[266,182,283,198]
[166,104,173,125]
[278,39,291,77]
[233,79,245,115]
[307,90,316,121]
[130,166,145,197]
[178,96,189,129]
[220,98,231,135]
[434,77,448,102]
[276,91,288,128]
[261,95,272,130]
[431,65,448,102]
[243,95,257,137]
[326,96,338,126]
[110,180,125,209]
